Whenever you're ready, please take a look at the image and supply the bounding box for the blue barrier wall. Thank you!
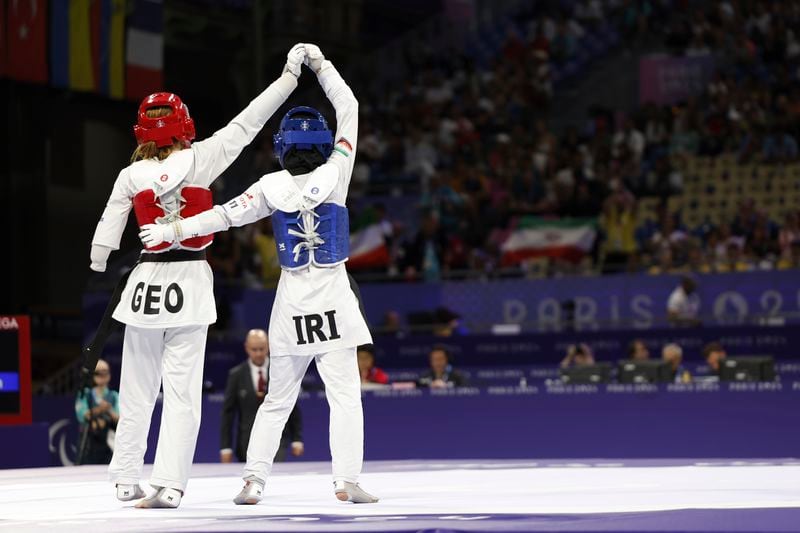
[0,423,49,468]
[22,382,800,469]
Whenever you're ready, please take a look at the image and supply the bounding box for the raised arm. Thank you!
[90,170,133,272]
[305,44,358,188]
[191,45,306,185]
[138,180,274,248]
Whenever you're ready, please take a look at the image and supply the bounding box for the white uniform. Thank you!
[166,60,372,484]
[91,72,298,493]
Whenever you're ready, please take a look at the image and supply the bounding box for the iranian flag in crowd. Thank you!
[501,217,597,265]
[348,224,390,270]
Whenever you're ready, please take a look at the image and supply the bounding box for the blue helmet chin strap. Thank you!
[273,106,334,168]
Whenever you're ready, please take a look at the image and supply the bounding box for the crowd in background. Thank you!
[203,0,800,287]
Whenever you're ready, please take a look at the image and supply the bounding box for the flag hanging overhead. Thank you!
[50,0,126,98]
[126,0,164,100]
[7,0,48,83]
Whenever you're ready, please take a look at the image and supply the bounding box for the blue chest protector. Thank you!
[272,203,350,269]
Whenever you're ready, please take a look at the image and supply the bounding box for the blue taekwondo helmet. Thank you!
[273,106,334,169]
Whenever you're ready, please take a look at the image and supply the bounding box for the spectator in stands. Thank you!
[220,329,303,463]
[357,344,389,387]
[746,222,778,267]
[402,211,446,281]
[667,276,701,327]
[621,0,653,48]
[702,341,727,377]
[712,224,745,264]
[716,241,753,272]
[613,118,646,165]
[685,244,712,273]
[599,189,638,273]
[560,343,595,368]
[778,213,800,259]
[762,128,799,163]
[778,241,800,270]
[374,203,396,251]
[405,128,438,190]
[531,50,553,104]
[669,107,700,155]
[378,310,405,338]
[628,339,650,361]
[550,17,579,64]
[648,247,677,275]
[417,345,467,388]
[662,343,691,383]
[649,215,688,253]
[432,307,465,337]
[75,359,119,465]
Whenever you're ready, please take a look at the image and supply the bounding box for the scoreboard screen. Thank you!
[0,315,31,425]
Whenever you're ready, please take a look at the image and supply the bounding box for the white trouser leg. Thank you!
[315,347,363,484]
[149,324,207,492]
[109,325,165,486]
[243,354,312,483]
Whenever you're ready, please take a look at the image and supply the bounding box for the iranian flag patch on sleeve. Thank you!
[333,138,352,157]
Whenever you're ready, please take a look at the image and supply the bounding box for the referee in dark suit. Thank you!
[220,329,303,463]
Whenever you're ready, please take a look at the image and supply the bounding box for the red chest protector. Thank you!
[133,186,214,251]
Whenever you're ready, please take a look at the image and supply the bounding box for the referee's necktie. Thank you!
[257,370,266,395]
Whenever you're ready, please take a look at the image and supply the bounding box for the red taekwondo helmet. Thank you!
[133,92,196,148]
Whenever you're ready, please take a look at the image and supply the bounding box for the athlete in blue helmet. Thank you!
[139,43,377,504]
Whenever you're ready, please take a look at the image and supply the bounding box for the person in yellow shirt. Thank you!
[600,191,638,272]
[777,241,800,270]
[715,242,753,272]
[648,247,682,275]
[683,244,712,273]
[252,219,281,289]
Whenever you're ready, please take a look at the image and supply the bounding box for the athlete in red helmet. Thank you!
[89,44,306,509]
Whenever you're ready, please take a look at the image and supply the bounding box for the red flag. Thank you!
[7,0,48,83]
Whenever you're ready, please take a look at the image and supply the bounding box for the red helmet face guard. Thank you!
[133,92,196,148]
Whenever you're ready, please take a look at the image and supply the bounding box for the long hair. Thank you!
[130,106,182,162]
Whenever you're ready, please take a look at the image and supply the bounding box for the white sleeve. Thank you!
[316,61,358,190]
[91,169,132,250]
[179,182,274,238]
[89,245,112,272]
[190,72,298,187]
[666,289,683,313]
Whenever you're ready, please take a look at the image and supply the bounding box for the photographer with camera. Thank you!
[75,360,119,465]
[560,343,596,368]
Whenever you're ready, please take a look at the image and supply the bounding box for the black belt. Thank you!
[79,247,207,392]
[140,249,207,262]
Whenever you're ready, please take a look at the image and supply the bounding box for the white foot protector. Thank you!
[135,487,182,509]
[116,483,145,502]
[233,477,264,505]
[334,480,379,503]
